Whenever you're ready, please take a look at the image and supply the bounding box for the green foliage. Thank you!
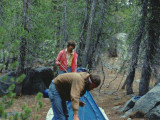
[0,91,44,119]
[0,0,141,69]
[20,104,32,120]
[16,74,26,84]
[35,92,44,111]
[0,75,43,119]
[0,0,152,119]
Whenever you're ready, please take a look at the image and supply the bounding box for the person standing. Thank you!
[48,72,101,120]
[55,41,78,74]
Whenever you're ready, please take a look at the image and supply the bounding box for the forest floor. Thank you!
[4,56,155,120]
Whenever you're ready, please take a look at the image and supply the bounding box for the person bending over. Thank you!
[48,72,101,120]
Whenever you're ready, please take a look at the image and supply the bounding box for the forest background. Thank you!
[0,0,160,119]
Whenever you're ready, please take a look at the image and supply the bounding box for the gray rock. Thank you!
[127,118,132,120]
[134,79,140,83]
[114,96,121,100]
[0,71,16,95]
[0,67,53,96]
[146,104,160,120]
[112,105,121,110]
[133,83,160,114]
[118,97,136,113]
[120,109,133,118]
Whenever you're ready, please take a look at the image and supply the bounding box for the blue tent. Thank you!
[45,67,108,120]
[67,91,106,120]
[45,91,107,120]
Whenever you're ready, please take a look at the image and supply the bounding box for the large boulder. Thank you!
[0,71,16,95]
[132,83,160,114]
[0,67,54,96]
[22,67,53,95]
[146,105,160,120]
[118,83,160,119]
[118,96,138,113]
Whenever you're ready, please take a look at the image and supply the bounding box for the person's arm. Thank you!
[55,50,63,66]
[55,60,60,66]
[70,78,84,117]
[74,114,79,120]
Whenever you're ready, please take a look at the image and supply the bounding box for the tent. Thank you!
[46,91,109,120]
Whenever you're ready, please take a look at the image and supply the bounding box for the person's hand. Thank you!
[74,114,79,120]
[55,61,60,66]
[79,101,86,107]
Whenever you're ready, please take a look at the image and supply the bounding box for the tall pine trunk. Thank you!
[76,0,89,65]
[139,0,160,96]
[82,0,97,67]
[91,0,107,66]
[16,0,30,96]
[123,0,148,94]
[63,0,68,43]
[0,0,3,25]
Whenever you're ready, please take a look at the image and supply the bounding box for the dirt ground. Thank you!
[5,57,151,120]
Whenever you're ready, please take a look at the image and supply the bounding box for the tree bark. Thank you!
[16,0,30,96]
[0,0,3,25]
[82,0,97,67]
[123,0,148,94]
[139,0,160,96]
[90,0,107,66]
[63,0,68,43]
[76,0,89,64]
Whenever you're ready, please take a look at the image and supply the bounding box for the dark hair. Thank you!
[67,41,76,48]
[90,74,101,87]
[85,74,101,91]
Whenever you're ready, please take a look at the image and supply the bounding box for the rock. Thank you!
[0,71,16,95]
[146,105,160,120]
[133,83,160,114]
[0,67,53,96]
[118,97,137,113]
[114,96,121,100]
[120,109,133,118]
[134,79,140,83]
[112,105,121,110]
[127,118,132,120]
[22,67,53,95]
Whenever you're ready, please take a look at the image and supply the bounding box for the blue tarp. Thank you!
[67,91,106,120]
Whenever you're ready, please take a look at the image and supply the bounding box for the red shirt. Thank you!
[56,49,78,72]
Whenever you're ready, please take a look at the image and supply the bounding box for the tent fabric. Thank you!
[67,91,108,120]
[46,91,109,120]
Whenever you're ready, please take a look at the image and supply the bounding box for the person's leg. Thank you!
[48,82,66,120]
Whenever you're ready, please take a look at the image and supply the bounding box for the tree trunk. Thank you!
[0,0,3,25]
[76,0,89,65]
[63,0,68,43]
[91,0,107,66]
[16,0,30,96]
[123,0,148,94]
[82,0,97,67]
[139,0,160,96]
